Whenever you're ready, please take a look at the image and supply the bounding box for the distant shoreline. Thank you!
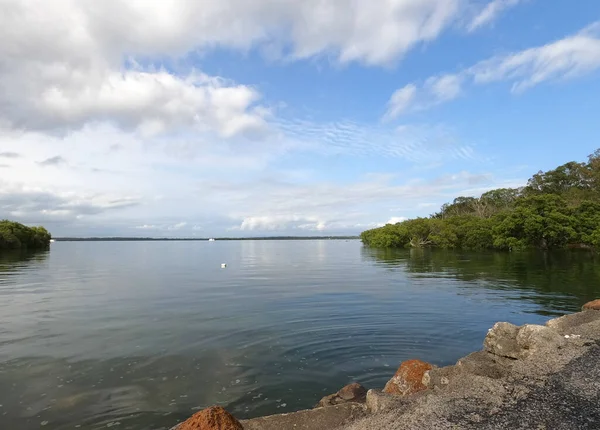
[53,236,360,242]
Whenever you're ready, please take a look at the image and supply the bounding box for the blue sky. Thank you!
[1,0,599,236]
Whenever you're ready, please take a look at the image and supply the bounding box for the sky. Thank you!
[1,0,600,237]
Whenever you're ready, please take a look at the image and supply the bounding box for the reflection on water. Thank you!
[361,247,600,315]
[0,249,49,279]
[0,241,598,429]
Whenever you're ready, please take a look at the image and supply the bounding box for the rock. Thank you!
[421,365,456,389]
[516,324,566,357]
[582,299,600,311]
[316,383,367,407]
[383,359,434,396]
[423,351,510,391]
[456,351,510,380]
[177,406,243,430]
[483,322,521,359]
[365,389,413,414]
[546,309,600,342]
[546,311,600,334]
[484,322,567,360]
[337,382,367,401]
[316,393,337,407]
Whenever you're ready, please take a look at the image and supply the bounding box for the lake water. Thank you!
[1,240,599,429]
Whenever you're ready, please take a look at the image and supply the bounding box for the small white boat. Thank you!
[49,239,55,243]
[208,238,216,242]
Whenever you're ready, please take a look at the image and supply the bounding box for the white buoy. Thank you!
[221,263,227,269]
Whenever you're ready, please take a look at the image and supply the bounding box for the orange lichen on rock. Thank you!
[177,406,243,430]
[383,359,434,396]
[582,299,600,311]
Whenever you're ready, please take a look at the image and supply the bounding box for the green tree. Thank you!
[572,201,600,246]
[361,149,599,251]
[587,149,600,197]
[480,188,521,213]
[0,221,52,250]
[492,195,576,250]
[525,161,595,206]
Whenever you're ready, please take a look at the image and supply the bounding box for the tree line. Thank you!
[0,220,52,250]
[361,150,600,250]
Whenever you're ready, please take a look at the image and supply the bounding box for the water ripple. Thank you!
[1,242,598,429]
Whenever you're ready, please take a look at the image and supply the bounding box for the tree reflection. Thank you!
[0,249,49,282]
[361,247,600,314]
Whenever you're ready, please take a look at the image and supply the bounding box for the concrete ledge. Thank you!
[546,309,600,335]
[365,389,417,414]
[240,403,367,430]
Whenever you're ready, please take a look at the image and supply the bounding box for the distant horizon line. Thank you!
[53,236,360,242]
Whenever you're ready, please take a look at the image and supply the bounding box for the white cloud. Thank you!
[468,0,523,32]
[278,119,477,162]
[35,70,268,137]
[0,180,141,225]
[386,216,408,225]
[135,222,187,231]
[383,85,417,120]
[0,0,515,138]
[1,0,505,137]
[23,0,461,64]
[168,222,187,230]
[237,215,325,232]
[0,123,519,235]
[231,216,377,234]
[283,0,461,65]
[38,156,67,167]
[0,152,21,159]
[222,170,517,235]
[427,74,464,101]
[385,21,600,117]
[470,22,600,92]
[384,75,464,119]
[0,0,526,236]
[135,225,159,230]
[0,1,270,137]
[0,118,486,233]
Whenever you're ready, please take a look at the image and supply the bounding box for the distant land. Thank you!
[53,236,359,242]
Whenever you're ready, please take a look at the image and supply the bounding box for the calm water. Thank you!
[1,241,599,429]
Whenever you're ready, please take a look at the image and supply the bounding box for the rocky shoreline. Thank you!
[173,299,600,429]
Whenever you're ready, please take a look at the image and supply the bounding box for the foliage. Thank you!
[361,149,600,250]
[0,220,52,250]
[573,201,600,247]
[492,195,577,250]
